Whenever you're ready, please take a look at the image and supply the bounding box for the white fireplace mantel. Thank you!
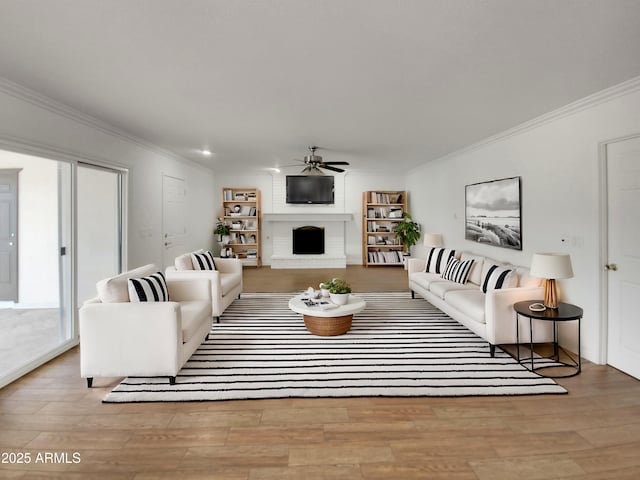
[263,213,353,223]
[264,213,353,268]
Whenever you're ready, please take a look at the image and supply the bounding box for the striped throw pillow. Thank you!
[425,247,456,274]
[128,272,169,302]
[191,251,216,271]
[481,264,515,293]
[441,257,474,285]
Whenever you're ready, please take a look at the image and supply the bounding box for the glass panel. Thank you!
[77,165,122,306]
[0,150,73,384]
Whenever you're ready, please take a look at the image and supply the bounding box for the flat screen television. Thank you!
[286,175,335,204]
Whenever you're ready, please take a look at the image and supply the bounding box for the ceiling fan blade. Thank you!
[321,161,350,166]
[320,165,345,173]
[279,163,304,167]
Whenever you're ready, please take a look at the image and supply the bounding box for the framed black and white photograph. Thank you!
[465,176,522,250]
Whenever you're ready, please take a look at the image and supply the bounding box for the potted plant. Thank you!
[214,218,230,244]
[319,280,334,298]
[329,279,352,305]
[393,212,421,255]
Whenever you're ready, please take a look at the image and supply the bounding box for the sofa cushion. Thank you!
[175,249,205,271]
[409,271,443,291]
[128,272,170,302]
[429,281,477,300]
[180,301,210,343]
[425,247,457,274]
[175,253,194,271]
[445,290,486,324]
[481,264,517,293]
[441,257,474,285]
[96,264,158,303]
[220,272,242,295]
[460,252,485,285]
[191,251,216,271]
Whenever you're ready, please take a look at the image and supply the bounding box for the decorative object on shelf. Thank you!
[465,176,522,250]
[329,278,352,305]
[214,218,230,244]
[529,253,574,309]
[393,213,421,252]
[423,233,443,248]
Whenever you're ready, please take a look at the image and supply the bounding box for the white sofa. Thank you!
[165,253,243,321]
[80,264,212,387]
[408,252,552,356]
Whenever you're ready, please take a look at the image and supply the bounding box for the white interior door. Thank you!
[162,174,186,268]
[606,136,640,379]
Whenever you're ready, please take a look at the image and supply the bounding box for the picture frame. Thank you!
[465,176,522,250]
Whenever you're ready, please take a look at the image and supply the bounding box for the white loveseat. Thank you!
[165,253,243,321]
[80,264,212,387]
[408,252,552,356]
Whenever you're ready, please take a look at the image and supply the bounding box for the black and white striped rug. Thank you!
[103,292,566,402]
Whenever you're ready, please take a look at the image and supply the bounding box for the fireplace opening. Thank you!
[293,226,325,255]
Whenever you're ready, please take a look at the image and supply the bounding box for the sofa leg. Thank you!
[216,316,220,323]
[238,293,241,299]
[411,290,415,299]
[169,376,176,385]
[489,344,496,357]
[86,377,93,388]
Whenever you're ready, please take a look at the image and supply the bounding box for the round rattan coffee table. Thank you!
[288,294,366,336]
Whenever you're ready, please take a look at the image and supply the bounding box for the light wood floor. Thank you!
[1,266,639,479]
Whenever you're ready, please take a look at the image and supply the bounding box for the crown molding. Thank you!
[0,76,213,173]
[410,74,640,173]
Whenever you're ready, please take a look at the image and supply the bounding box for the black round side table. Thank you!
[513,300,583,378]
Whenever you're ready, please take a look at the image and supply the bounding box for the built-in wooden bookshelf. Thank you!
[221,187,261,266]
[362,191,407,267]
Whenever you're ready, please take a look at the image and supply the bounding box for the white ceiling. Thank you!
[1,0,640,174]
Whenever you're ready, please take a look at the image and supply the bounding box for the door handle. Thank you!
[605,263,618,271]
[164,242,172,247]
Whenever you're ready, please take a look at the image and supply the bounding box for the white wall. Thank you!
[0,151,59,305]
[406,79,640,364]
[214,172,406,265]
[0,81,216,277]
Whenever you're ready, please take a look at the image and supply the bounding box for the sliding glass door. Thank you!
[0,149,128,387]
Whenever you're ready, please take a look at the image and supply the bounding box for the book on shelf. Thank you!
[368,249,403,264]
[368,191,404,204]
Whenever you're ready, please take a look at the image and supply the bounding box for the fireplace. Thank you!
[293,226,325,255]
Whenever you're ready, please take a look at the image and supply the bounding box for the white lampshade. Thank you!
[530,253,574,279]
[423,233,443,248]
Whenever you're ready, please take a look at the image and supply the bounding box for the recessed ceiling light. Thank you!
[271,168,281,173]
[201,149,212,156]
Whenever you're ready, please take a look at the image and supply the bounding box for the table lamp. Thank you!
[530,253,574,309]
[423,233,443,248]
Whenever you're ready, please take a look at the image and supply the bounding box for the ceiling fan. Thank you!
[285,146,350,174]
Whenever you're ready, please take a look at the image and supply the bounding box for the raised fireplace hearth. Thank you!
[293,226,325,255]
